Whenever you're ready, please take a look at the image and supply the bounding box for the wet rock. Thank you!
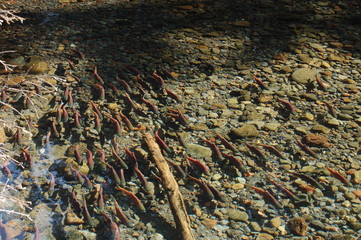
[25,59,49,74]
[291,68,318,84]
[256,233,274,240]
[64,226,85,239]
[231,183,244,190]
[7,56,25,67]
[211,173,222,181]
[203,219,217,229]
[2,219,23,239]
[353,170,361,184]
[185,144,212,158]
[0,127,7,143]
[329,234,357,240]
[304,133,330,147]
[65,211,85,225]
[29,203,56,240]
[327,118,340,126]
[352,190,361,199]
[5,76,25,86]
[231,124,259,138]
[287,217,308,236]
[150,233,164,240]
[264,122,280,131]
[250,221,262,231]
[226,209,249,222]
[312,124,330,134]
[233,20,251,27]
[269,217,282,228]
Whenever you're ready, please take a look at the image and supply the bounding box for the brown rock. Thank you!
[178,5,193,10]
[3,219,23,239]
[256,233,274,240]
[233,20,251,27]
[231,124,259,138]
[203,219,217,229]
[0,127,7,143]
[287,217,308,236]
[5,76,25,86]
[304,133,331,147]
[65,211,85,225]
[25,60,49,74]
[352,190,361,199]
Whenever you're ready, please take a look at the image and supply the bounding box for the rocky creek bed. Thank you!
[0,0,360,239]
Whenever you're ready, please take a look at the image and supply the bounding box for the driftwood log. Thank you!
[143,132,194,240]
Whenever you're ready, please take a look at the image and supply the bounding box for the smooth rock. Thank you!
[231,124,259,138]
[312,124,330,134]
[150,233,164,240]
[304,133,330,147]
[227,209,249,222]
[203,219,217,229]
[269,217,282,228]
[291,68,318,84]
[0,127,7,143]
[7,56,25,67]
[256,233,274,240]
[264,122,281,131]
[354,170,361,184]
[303,112,315,121]
[25,60,49,74]
[212,173,222,181]
[185,144,212,158]
[327,118,340,126]
[250,221,262,231]
[5,76,25,86]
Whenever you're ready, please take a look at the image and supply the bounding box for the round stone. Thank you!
[291,68,318,84]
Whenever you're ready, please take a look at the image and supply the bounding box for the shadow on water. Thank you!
[3,0,359,76]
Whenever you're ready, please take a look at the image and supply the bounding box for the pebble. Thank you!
[24,59,49,74]
[212,174,222,181]
[264,122,280,131]
[312,124,330,134]
[288,217,308,236]
[250,221,262,232]
[291,68,318,84]
[231,183,244,190]
[226,209,249,222]
[65,211,85,225]
[353,170,361,184]
[0,127,7,143]
[327,118,340,126]
[185,144,212,158]
[304,133,330,147]
[5,76,25,86]
[203,219,217,229]
[269,217,282,228]
[302,112,315,121]
[231,124,259,138]
[256,233,274,240]
[150,233,164,240]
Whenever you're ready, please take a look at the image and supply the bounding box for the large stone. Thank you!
[231,124,259,138]
[291,68,318,84]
